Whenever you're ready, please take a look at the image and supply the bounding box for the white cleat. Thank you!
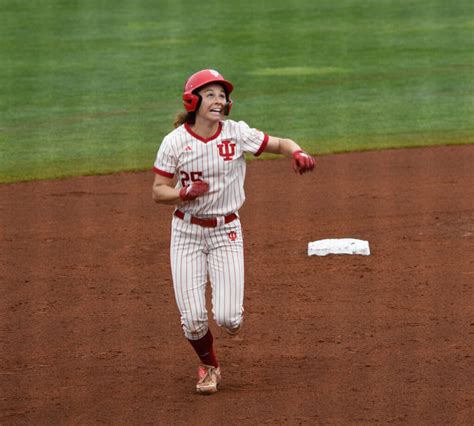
[196,365,221,395]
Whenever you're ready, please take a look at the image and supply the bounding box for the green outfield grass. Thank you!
[1,0,473,182]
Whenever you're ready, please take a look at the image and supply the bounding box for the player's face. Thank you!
[196,84,227,124]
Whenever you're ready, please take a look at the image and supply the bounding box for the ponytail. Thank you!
[173,111,196,128]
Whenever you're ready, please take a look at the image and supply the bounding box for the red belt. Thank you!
[174,209,238,228]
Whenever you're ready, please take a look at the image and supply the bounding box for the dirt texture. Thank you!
[0,145,473,425]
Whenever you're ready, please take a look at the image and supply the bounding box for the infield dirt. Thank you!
[1,145,473,424]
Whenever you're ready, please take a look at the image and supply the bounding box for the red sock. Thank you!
[187,329,218,368]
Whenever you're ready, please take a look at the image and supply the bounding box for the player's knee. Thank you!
[215,311,243,330]
[181,317,208,340]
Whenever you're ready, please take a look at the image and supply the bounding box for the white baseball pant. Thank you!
[170,215,244,340]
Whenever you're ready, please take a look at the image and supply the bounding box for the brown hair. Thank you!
[173,111,196,128]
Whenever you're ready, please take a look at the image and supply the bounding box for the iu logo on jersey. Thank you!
[217,140,236,161]
[228,231,237,241]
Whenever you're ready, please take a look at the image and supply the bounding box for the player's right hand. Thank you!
[291,150,315,175]
[179,180,209,201]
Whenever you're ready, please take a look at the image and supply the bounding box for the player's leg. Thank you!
[171,217,208,339]
[206,220,245,335]
[170,217,218,368]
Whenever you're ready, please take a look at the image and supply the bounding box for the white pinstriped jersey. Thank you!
[153,119,268,217]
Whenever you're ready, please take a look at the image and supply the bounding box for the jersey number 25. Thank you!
[180,171,203,188]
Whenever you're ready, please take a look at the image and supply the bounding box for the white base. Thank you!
[308,238,370,256]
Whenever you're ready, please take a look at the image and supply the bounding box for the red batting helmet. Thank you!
[183,69,234,115]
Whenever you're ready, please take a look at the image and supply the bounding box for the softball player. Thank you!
[152,69,315,394]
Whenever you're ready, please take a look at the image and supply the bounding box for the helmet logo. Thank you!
[209,69,220,77]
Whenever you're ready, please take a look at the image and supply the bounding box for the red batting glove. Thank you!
[179,180,209,201]
[291,150,316,174]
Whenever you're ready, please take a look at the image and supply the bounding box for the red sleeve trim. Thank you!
[153,167,174,178]
[254,133,269,157]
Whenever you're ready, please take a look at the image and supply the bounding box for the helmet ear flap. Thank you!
[183,93,201,113]
[183,88,231,115]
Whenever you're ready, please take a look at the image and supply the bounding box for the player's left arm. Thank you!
[264,136,300,156]
[264,136,315,174]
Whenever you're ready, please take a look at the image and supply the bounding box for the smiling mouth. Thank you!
[210,108,222,113]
